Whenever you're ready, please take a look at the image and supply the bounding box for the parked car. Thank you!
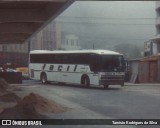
[0,67,17,72]
[16,67,29,79]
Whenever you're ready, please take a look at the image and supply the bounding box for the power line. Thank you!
[57,17,155,25]
[59,20,155,25]
[58,16,156,20]
[79,36,149,40]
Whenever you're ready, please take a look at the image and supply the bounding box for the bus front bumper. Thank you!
[99,80,124,86]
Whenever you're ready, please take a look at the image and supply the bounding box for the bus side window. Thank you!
[63,54,68,64]
[50,54,55,63]
[54,54,59,64]
[69,54,74,64]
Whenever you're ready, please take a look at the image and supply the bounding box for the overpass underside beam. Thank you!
[0,0,74,44]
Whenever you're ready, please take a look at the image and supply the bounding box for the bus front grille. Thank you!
[100,75,124,80]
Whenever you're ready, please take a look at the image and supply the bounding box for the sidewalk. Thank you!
[125,82,160,86]
[124,83,160,97]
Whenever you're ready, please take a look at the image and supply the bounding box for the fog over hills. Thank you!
[56,1,156,51]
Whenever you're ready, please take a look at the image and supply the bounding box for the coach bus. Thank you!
[29,50,125,88]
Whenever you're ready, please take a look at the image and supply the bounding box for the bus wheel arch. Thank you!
[40,72,47,84]
[81,74,90,87]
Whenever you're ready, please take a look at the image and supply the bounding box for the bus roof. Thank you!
[30,50,122,55]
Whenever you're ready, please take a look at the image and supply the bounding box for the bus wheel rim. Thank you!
[42,75,46,83]
[84,79,87,85]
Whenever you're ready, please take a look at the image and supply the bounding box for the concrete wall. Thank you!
[157,60,160,82]
[130,61,139,74]
[138,61,149,83]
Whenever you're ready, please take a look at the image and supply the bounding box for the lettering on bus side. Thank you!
[42,64,46,70]
[47,65,78,72]
[58,65,63,71]
[67,65,70,71]
[74,65,77,72]
[49,65,54,70]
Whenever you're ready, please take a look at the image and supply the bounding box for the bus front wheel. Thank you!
[41,73,47,84]
[81,75,90,87]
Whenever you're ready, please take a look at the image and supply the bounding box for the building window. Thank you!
[15,44,17,51]
[23,43,27,51]
[66,40,69,45]
[9,45,13,51]
[156,8,160,17]
[157,43,160,53]
[156,25,160,34]
[76,40,79,46]
[20,44,22,51]
[71,40,74,46]
[2,45,7,52]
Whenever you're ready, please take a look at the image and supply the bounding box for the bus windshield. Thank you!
[98,55,125,72]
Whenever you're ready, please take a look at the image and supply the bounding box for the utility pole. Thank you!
[28,40,31,54]
[28,40,31,67]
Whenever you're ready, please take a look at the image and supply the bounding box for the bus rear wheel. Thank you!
[41,73,47,84]
[81,75,90,87]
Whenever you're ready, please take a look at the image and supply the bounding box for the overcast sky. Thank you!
[57,1,156,49]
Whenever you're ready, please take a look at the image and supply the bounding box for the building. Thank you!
[61,34,81,50]
[30,20,64,51]
[0,20,62,52]
[0,19,81,67]
[144,1,160,56]
[0,21,58,67]
[132,1,160,83]
[0,42,28,67]
[30,20,81,51]
[0,43,28,53]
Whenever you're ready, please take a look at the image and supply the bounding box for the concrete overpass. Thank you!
[0,0,74,44]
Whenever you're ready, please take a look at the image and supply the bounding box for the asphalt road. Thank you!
[12,80,160,128]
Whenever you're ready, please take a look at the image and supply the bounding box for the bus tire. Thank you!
[41,72,47,84]
[81,75,90,87]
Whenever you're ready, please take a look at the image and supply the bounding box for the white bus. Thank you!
[29,50,125,88]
